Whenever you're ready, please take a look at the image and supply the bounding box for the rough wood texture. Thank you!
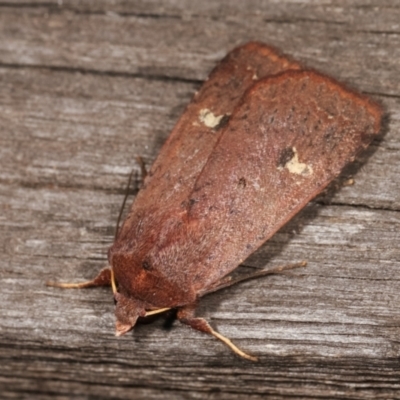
[1,1,399,399]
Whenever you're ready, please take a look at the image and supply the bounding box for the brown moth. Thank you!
[48,42,382,361]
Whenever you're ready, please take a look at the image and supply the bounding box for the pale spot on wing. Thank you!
[199,109,224,128]
[279,147,313,176]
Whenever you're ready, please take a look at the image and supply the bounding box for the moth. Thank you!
[49,42,382,361]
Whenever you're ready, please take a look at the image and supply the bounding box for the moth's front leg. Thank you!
[46,267,112,290]
[177,304,258,362]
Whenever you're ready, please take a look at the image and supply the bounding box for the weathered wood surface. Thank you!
[1,1,400,399]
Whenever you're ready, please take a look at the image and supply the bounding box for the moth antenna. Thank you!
[144,308,171,317]
[135,156,148,181]
[115,169,135,240]
[110,268,118,294]
[115,157,147,240]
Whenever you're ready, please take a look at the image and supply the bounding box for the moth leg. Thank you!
[46,267,112,289]
[177,304,258,362]
[200,261,307,297]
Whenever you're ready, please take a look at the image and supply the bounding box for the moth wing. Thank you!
[126,43,301,223]
[111,43,301,298]
[188,70,382,291]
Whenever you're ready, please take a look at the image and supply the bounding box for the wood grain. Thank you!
[1,1,399,399]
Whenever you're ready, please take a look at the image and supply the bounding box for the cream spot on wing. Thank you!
[199,109,224,128]
[279,147,313,176]
[252,181,261,190]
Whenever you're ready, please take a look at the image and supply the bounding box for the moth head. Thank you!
[113,291,147,336]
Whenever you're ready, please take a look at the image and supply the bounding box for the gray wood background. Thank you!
[1,1,399,399]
